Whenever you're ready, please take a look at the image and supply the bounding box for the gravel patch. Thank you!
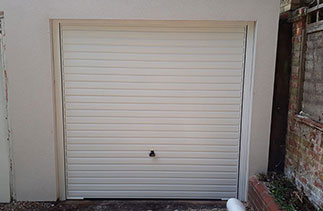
[0,200,228,211]
[0,201,55,211]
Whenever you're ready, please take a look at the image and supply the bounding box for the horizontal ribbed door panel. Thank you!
[61,23,246,199]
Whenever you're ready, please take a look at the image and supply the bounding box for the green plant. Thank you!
[257,173,316,211]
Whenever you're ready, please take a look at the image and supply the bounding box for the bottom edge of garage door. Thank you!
[67,192,237,199]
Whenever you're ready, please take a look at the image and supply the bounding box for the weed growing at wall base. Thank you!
[258,173,317,211]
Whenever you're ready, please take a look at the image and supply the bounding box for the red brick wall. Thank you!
[284,8,323,209]
[248,176,281,211]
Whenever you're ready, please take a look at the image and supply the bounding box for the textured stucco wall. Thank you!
[0,0,280,201]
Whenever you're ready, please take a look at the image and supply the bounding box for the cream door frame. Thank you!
[0,16,11,203]
[51,19,255,201]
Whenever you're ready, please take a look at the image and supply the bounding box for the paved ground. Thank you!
[0,200,228,211]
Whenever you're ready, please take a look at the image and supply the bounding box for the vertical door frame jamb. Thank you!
[52,20,66,200]
[238,22,255,201]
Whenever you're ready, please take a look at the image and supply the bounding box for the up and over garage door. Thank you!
[59,22,248,199]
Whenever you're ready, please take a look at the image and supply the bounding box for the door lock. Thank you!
[149,148,156,157]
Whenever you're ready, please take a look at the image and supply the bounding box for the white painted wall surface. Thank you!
[0,0,280,201]
[0,28,11,203]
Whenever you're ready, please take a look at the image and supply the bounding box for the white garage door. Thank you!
[60,22,247,199]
